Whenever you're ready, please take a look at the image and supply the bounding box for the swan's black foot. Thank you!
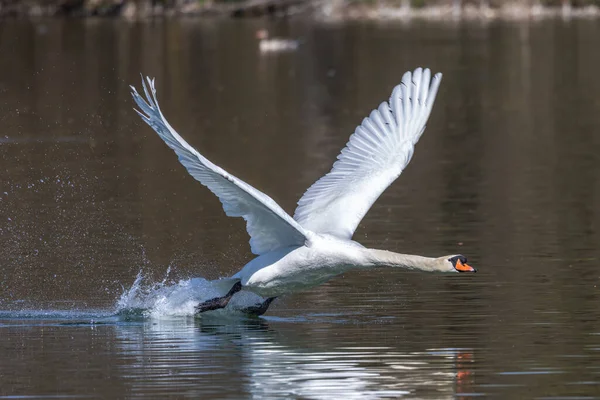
[195,281,243,314]
[241,297,277,316]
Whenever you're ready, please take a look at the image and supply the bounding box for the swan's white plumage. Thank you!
[130,77,309,255]
[293,68,442,239]
[128,67,468,305]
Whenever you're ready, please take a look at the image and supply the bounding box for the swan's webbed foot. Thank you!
[241,297,277,316]
[195,281,242,314]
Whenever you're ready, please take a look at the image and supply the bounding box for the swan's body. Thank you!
[130,67,476,315]
[235,236,365,297]
[256,29,299,52]
[234,235,457,298]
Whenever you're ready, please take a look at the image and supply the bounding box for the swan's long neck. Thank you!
[361,248,442,272]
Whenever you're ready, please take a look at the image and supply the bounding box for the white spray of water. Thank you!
[115,269,265,318]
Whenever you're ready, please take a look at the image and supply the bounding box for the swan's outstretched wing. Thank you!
[131,77,308,255]
[293,68,442,239]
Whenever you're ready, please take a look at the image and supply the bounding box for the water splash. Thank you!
[115,270,264,318]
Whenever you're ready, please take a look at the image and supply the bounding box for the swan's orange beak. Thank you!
[455,259,476,273]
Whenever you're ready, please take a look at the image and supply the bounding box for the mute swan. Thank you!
[256,29,299,52]
[130,67,476,316]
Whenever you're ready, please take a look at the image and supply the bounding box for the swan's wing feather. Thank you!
[293,68,442,238]
[131,77,308,255]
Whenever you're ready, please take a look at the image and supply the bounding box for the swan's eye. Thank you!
[448,255,464,265]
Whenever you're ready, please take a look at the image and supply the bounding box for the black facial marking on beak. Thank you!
[449,255,476,273]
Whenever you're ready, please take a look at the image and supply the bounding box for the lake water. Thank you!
[1,17,600,399]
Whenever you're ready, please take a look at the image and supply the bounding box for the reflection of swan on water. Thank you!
[130,67,476,316]
[114,318,474,399]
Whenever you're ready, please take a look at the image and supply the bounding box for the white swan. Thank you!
[130,67,476,316]
[256,29,299,52]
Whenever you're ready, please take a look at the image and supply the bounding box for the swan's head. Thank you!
[256,29,269,40]
[444,255,476,273]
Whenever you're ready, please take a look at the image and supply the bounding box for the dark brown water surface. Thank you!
[1,17,600,399]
